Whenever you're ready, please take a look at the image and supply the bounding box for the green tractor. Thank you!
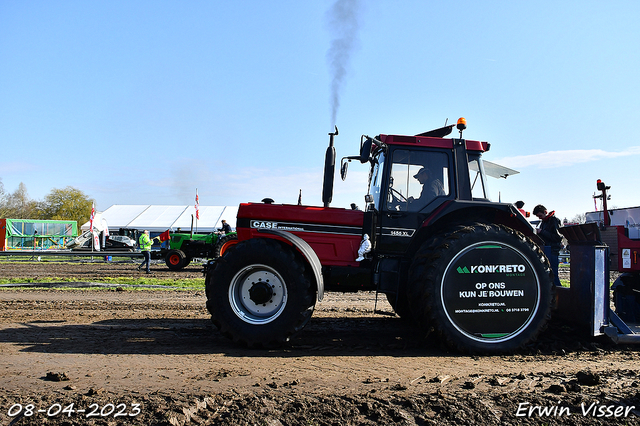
[161,231,238,271]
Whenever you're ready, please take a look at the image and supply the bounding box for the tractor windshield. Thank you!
[387,149,450,212]
[369,151,385,210]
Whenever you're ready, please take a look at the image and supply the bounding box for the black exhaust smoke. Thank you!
[326,0,361,127]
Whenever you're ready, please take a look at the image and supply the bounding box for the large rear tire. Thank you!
[165,249,187,271]
[214,233,238,258]
[408,223,553,353]
[205,238,316,347]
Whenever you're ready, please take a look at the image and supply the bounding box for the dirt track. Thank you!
[1,260,640,425]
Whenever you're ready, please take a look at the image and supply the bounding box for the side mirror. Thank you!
[340,156,361,181]
[340,159,348,181]
[360,139,372,163]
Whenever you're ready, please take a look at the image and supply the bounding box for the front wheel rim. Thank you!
[229,264,287,324]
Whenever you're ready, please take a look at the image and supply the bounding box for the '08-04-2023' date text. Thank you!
[7,402,141,419]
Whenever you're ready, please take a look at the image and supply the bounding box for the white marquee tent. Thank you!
[80,205,238,234]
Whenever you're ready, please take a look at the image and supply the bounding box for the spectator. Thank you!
[137,230,154,274]
[533,204,562,286]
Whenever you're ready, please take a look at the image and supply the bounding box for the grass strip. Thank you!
[0,276,204,290]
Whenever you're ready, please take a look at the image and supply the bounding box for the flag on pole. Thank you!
[89,202,95,233]
[195,189,200,220]
[158,229,171,242]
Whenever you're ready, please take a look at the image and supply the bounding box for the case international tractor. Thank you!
[205,119,555,353]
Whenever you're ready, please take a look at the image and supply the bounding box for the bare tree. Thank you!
[570,213,586,224]
[0,181,94,227]
[0,182,37,219]
[0,179,6,217]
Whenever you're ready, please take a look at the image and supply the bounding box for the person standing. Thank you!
[533,205,563,286]
[138,230,153,274]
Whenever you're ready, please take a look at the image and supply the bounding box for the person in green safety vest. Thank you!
[137,230,154,273]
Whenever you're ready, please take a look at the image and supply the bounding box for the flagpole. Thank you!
[195,189,199,234]
[90,202,95,253]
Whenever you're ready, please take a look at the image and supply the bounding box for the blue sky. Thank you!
[1,1,639,221]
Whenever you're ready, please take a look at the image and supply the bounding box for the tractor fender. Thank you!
[257,228,325,302]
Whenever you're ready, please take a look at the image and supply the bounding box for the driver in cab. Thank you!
[408,166,445,211]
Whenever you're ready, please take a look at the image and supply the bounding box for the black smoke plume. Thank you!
[326,0,361,128]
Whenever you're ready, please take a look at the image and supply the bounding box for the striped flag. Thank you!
[89,202,95,232]
[195,189,200,220]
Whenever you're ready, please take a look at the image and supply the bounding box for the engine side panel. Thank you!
[236,203,364,267]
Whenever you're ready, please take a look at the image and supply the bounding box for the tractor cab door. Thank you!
[377,148,452,254]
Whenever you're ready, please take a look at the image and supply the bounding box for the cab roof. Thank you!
[378,134,490,152]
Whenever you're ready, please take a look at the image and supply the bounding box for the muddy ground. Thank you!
[0,259,639,425]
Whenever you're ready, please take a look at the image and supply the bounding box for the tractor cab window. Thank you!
[468,154,489,200]
[369,151,385,210]
[387,150,449,212]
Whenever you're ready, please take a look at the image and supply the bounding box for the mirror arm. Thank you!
[363,135,387,150]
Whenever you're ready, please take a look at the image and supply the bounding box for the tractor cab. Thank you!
[341,118,524,256]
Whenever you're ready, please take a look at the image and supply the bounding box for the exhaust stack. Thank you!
[322,126,339,207]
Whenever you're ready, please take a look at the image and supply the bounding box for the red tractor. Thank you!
[205,119,554,353]
[584,180,640,326]
[556,180,640,344]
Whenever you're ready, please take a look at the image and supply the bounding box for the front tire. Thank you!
[165,249,187,270]
[408,224,553,353]
[206,238,316,347]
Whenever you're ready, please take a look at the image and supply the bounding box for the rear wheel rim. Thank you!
[228,264,287,324]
